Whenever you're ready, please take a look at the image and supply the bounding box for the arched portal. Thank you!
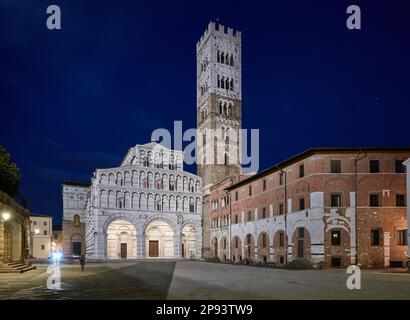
[145,220,175,258]
[106,220,137,259]
[181,224,197,259]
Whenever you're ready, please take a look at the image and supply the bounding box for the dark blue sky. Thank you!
[1,0,409,225]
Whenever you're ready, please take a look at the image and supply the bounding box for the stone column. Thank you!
[137,233,144,259]
[403,158,410,271]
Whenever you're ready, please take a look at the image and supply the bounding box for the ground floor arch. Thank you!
[145,220,175,258]
[181,224,197,259]
[107,219,137,259]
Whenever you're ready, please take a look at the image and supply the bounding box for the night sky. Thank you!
[1,0,409,225]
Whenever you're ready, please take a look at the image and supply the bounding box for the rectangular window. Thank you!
[397,229,408,246]
[279,172,283,185]
[395,160,406,173]
[369,194,380,207]
[330,160,341,173]
[279,203,284,215]
[299,198,305,211]
[234,215,238,224]
[371,229,381,246]
[54,233,58,240]
[235,191,238,201]
[262,207,266,219]
[396,194,406,207]
[44,230,47,235]
[299,164,304,178]
[33,221,37,225]
[249,186,252,196]
[370,160,380,173]
[247,211,252,222]
[44,221,47,226]
[235,237,239,248]
[263,179,266,191]
[41,245,45,250]
[247,234,251,245]
[331,194,342,207]
[331,230,341,246]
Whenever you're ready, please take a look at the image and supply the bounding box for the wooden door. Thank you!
[149,241,159,257]
[120,243,127,259]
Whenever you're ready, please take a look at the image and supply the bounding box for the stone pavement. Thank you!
[0,261,409,299]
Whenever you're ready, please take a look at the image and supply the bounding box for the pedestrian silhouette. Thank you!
[80,255,86,271]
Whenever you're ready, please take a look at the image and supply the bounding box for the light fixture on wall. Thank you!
[1,212,11,221]
[34,228,40,235]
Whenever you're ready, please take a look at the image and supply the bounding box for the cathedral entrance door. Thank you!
[120,243,127,259]
[149,241,159,257]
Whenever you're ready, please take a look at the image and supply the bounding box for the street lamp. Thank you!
[2,212,11,221]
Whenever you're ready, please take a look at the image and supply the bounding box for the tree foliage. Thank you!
[0,146,21,197]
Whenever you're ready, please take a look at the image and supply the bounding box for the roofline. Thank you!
[30,213,53,218]
[62,180,91,187]
[226,147,410,191]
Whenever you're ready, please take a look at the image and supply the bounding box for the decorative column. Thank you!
[137,233,144,259]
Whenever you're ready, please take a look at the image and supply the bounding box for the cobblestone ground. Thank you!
[0,261,409,299]
[0,261,175,300]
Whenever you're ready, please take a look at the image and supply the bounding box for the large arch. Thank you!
[219,236,229,261]
[106,219,137,259]
[291,226,311,261]
[244,233,255,261]
[181,224,197,259]
[211,237,218,258]
[144,220,175,258]
[272,229,287,264]
[257,232,270,263]
[231,235,242,262]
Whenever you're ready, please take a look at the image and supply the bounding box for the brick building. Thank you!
[209,148,409,268]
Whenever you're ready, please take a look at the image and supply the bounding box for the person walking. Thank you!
[80,254,86,271]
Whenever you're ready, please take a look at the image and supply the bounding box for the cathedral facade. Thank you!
[62,142,202,260]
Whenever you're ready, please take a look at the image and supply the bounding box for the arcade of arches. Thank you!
[105,219,198,259]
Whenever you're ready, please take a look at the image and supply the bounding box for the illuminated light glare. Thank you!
[2,212,11,221]
[34,228,40,234]
[52,251,62,261]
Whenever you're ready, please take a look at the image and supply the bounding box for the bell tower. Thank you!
[196,22,242,256]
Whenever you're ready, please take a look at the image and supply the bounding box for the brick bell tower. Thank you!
[196,22,242,257]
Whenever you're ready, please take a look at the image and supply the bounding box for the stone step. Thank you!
[0,262,36,273]
[20,265,36,273]
[7,262,22,267]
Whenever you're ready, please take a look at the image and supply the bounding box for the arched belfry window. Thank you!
[73,214,80,227]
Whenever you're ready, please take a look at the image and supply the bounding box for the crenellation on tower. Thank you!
[196,21,243,257]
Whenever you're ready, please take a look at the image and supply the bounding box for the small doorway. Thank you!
[120,243,127,259]
[181,243,185,258]
[72,242,81,257]
[149,240,159,257]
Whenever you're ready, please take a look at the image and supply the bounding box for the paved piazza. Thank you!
[0,261,409,300]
